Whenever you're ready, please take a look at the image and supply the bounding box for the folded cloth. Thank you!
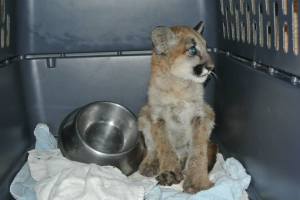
[10,123,251,200]
[28,149,156,200]
[11,124,157,200]
[10,123,57,200]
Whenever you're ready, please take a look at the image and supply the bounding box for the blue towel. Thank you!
[10,124,56,200]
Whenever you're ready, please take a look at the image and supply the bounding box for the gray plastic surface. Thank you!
[214,54,300,200]
[0,62,32,200]
[215,1,300,199]
[16,0,217,54]
[1,0,300,199]
[0,0,16,61]
[20,55,151,135]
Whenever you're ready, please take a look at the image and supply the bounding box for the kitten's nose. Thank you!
[206,64,214,71]
[193,64,206,76]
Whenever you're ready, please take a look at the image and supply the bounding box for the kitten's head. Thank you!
[151,22,214,83]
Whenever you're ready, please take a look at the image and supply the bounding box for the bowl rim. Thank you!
[58,108,80,159]
[74,101,140,157]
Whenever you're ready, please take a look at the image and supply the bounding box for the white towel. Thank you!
[28,149,157,200]
[12,124,251,200]
[9,123,57,200]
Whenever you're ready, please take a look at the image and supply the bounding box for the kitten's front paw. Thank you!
[156,170,183,186]
[139,159,159,177]
[183,177,214,193]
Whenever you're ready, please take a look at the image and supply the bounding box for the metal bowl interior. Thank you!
[75,102,138,154]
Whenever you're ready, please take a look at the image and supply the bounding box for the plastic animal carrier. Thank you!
[0,0,299,199]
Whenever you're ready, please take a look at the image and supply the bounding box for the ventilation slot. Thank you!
[235,4,241,41]
[220,0,225,15]
[231,23,236,40]
[267,22,272,49]
[282,0,288,15]
[253,21,258,45]
[259,3,264,47]
[223,22,226,38]
[265,0,270,14]
[226,6,231,39]
[274,1,280,51]
[292,0,299,55]
[246,4,251,44]
[1,27,4,48]
[241,22,246,42]
[252,0,256,14]
[6,14,10,47]
[0,0,5,24]
[0,0,4,49]
[283,22,289,53]
[240,0,245,14]
[229,0,234,14]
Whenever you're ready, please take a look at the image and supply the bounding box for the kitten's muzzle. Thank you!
[193,63,213,76]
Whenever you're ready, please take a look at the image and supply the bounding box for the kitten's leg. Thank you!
[207,142,218,172]
[138,105,159,177]
[183,104,215,193]
[152,119,183,186]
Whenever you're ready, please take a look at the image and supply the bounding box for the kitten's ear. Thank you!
[151,27,178,55]
[194,21,205,35]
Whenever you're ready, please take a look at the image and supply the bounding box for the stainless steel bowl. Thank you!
[58,102,145,175]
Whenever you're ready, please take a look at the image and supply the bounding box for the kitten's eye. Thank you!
[188,46,197,56]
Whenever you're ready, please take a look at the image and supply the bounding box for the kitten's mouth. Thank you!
[199,73,210,77]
